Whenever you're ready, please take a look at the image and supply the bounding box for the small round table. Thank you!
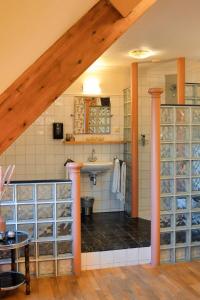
[0,231,31,295]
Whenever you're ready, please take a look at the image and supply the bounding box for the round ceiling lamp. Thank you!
[128,49,154,59]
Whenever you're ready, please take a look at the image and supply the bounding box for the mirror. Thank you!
[74,96,111,134]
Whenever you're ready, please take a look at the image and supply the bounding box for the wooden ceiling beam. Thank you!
[109,0,142,17]
[0,0,156,154]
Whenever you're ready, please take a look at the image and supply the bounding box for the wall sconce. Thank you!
[82,77,101,95]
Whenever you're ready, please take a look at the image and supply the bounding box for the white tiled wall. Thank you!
[81,247,151,270]
[138,61,177,220]
[0,93,124,213]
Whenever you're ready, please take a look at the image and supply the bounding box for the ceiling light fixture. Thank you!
[128,49,154,59]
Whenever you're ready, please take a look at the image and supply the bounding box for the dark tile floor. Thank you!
[81,212,151,252]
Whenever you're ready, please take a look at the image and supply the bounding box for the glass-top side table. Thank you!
[0,231,31,295]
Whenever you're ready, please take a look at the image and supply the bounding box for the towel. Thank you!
[112,159,126,203]
[118,162,126,203]
[64,158,74,179]
[112,158,120,194]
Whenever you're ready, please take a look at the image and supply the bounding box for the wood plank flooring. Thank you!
[1,262,200,300]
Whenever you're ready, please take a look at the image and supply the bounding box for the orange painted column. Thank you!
[148,88,163,266]
[131,63,139,217]
[177,57,185,104]
[67,162,83,276]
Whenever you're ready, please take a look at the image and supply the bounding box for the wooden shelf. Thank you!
[63,140,125,145]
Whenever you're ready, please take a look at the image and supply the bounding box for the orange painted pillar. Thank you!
[177,57,185,104]
[131,63,139,217]
[148,88,163,266]
[67,162,83,276]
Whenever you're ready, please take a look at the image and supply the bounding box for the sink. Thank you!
[81,161,113,174]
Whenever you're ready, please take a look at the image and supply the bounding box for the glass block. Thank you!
[39,260,55,276]
[6,224,16,232]
[192,144,200,158]
[191,246,200,260]
[161,179,174,194]
[192,108,200,124]
[161,126,174,142]
[56,222,72,237]
[161,144,174,159]
[192,126,200,141]
[18,262,36,276]
[191,229,200,243]
[1,185,14,202]
[176,178,189,193]
[192,195,200,209]
[38,242,54,258]
[56,183,72,201]
[37,222,54,239]
[160,232,172,246]
[175,247,188,261]
[57,259,72,276]
[37,204,54,220]
[16,185,34,202]
[192,160,200,176]
[176,126,190,142]
[57,241,72,257]
[176,213,188,227]
[18,243,36,259]
[176,144,190,159]
[176,230,187,244]
[161,161,174,177]
[192,212,200,226]
[56,203,72,219]
[0,264,11,272]
[176,161,190,176]
[176,108,190,124]
[192,178,200,192]
[17,223,35,239]
[160,249,174,263]
[37,184,54,201]
[0,249,10,260]
[160,215,172,228]
[161,108,174,124]
[1,205,15,222]
[176,196,188,210]
[185,84,194,98]
[161,197,173,211]
[17,204,34,221]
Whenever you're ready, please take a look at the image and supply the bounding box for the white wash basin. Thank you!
[81,161,113,174]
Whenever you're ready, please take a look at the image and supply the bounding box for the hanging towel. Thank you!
[112,158,120,194]
[118,162,126,203]
[64,158,74,179]
[112,159,126,203]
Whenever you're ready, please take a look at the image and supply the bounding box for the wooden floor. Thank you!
[2,262,200,300]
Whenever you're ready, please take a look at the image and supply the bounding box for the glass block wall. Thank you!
[0,180,73,277]
[160,105,200,263]
[123,88,132,214]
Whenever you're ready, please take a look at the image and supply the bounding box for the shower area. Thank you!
[160,105,200,263]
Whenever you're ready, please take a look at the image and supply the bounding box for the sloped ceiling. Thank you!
[0,0,98,93]
[101,0,200,66]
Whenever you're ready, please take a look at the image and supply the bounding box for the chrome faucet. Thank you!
[88,148,97,162]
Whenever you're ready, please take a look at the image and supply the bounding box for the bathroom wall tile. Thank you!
[86,252,100,266]
[138,247,151,263]
[100,251,114,266]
